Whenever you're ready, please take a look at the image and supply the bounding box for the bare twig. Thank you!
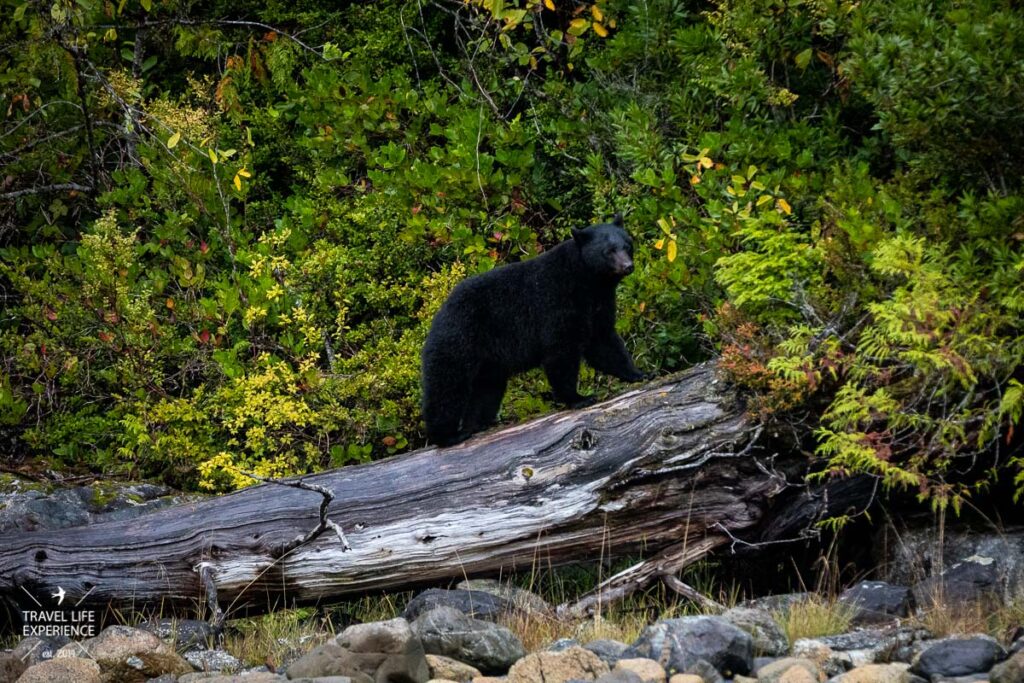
[661,573,725,613]
[0,183,93,200]
[560,535,728,617]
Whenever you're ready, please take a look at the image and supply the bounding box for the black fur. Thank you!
[421,214,645,447]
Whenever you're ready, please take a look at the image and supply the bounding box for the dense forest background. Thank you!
[1,0,1022,505]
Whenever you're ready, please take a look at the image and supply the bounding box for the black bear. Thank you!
[421,214,645,446]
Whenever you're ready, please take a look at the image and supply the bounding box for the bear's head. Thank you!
[572,213,635,281]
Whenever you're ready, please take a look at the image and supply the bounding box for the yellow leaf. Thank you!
[777,198,792,215]
[667,239,677,263]
[544,0,555,9]
[608,18,616,28]
[757,194,773,206]
[690,174,701,185]
[208,148,218,164]
[657,218,672,235]
[167,131,180,149]
[699,156,713,169]
[237,167,251,178]
[166,298,175,310]
[233,174,242,191]
[638,301,646,313]
[591,4,603,21]
[654,239,664,250]
[569,18,590,34]
[593,22,608,37]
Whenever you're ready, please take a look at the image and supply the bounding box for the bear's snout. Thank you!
[611,251,634,275]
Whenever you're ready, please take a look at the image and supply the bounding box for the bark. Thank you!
[0,364,798,618]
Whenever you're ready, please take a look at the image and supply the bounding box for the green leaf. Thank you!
[13,4,27,20]
[167,131,181,149]
[140,0,152,11]
[795,48,812,69]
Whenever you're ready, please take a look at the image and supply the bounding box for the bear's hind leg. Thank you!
[463,369,508,434]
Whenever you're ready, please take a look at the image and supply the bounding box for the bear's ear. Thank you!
[612,212,624,227]
[571,227,589,244]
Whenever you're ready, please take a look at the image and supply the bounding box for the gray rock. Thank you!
[594,672,645,683]
[286,617,428,683]
[754,658,781,672]
[934,676,990,683]
[179,674,287,682]
[911,637,1007,679]
[0,651,28,683]
[585,640,630,665]
[682,658,724,683]
[626,617,753,677]
[722,607,789,656]
[412,606,524,674]
[990,650,1024,683]
[906,634,995,664]
[142,617,218,651]
[794,626,931,674]
[790,641,845,678]
[839,582,915,625]
[878,526,1024,604]
[456,579,552,614]
[549,639,582,652]
[403,589,513,622]
[55,624,193,681]
[11,635,68,665]
[741,595,815,615]
[914,557,1002,608]
[186,648,243,673]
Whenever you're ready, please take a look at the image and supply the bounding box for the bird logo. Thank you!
[51,586,66,605]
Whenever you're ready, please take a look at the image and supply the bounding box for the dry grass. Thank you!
[223,608,334,669]
[498,603,656,653]
[774,597,856,647]
[915,597,1024,641]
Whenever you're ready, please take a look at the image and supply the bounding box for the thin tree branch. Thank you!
[0,183,93,200]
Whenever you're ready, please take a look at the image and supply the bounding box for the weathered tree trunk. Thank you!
[0,364,796,620]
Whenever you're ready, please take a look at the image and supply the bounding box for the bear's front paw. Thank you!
[569,395,597,409]
[624,370,648,382]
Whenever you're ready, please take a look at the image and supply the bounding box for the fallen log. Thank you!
[0,364,797,621]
